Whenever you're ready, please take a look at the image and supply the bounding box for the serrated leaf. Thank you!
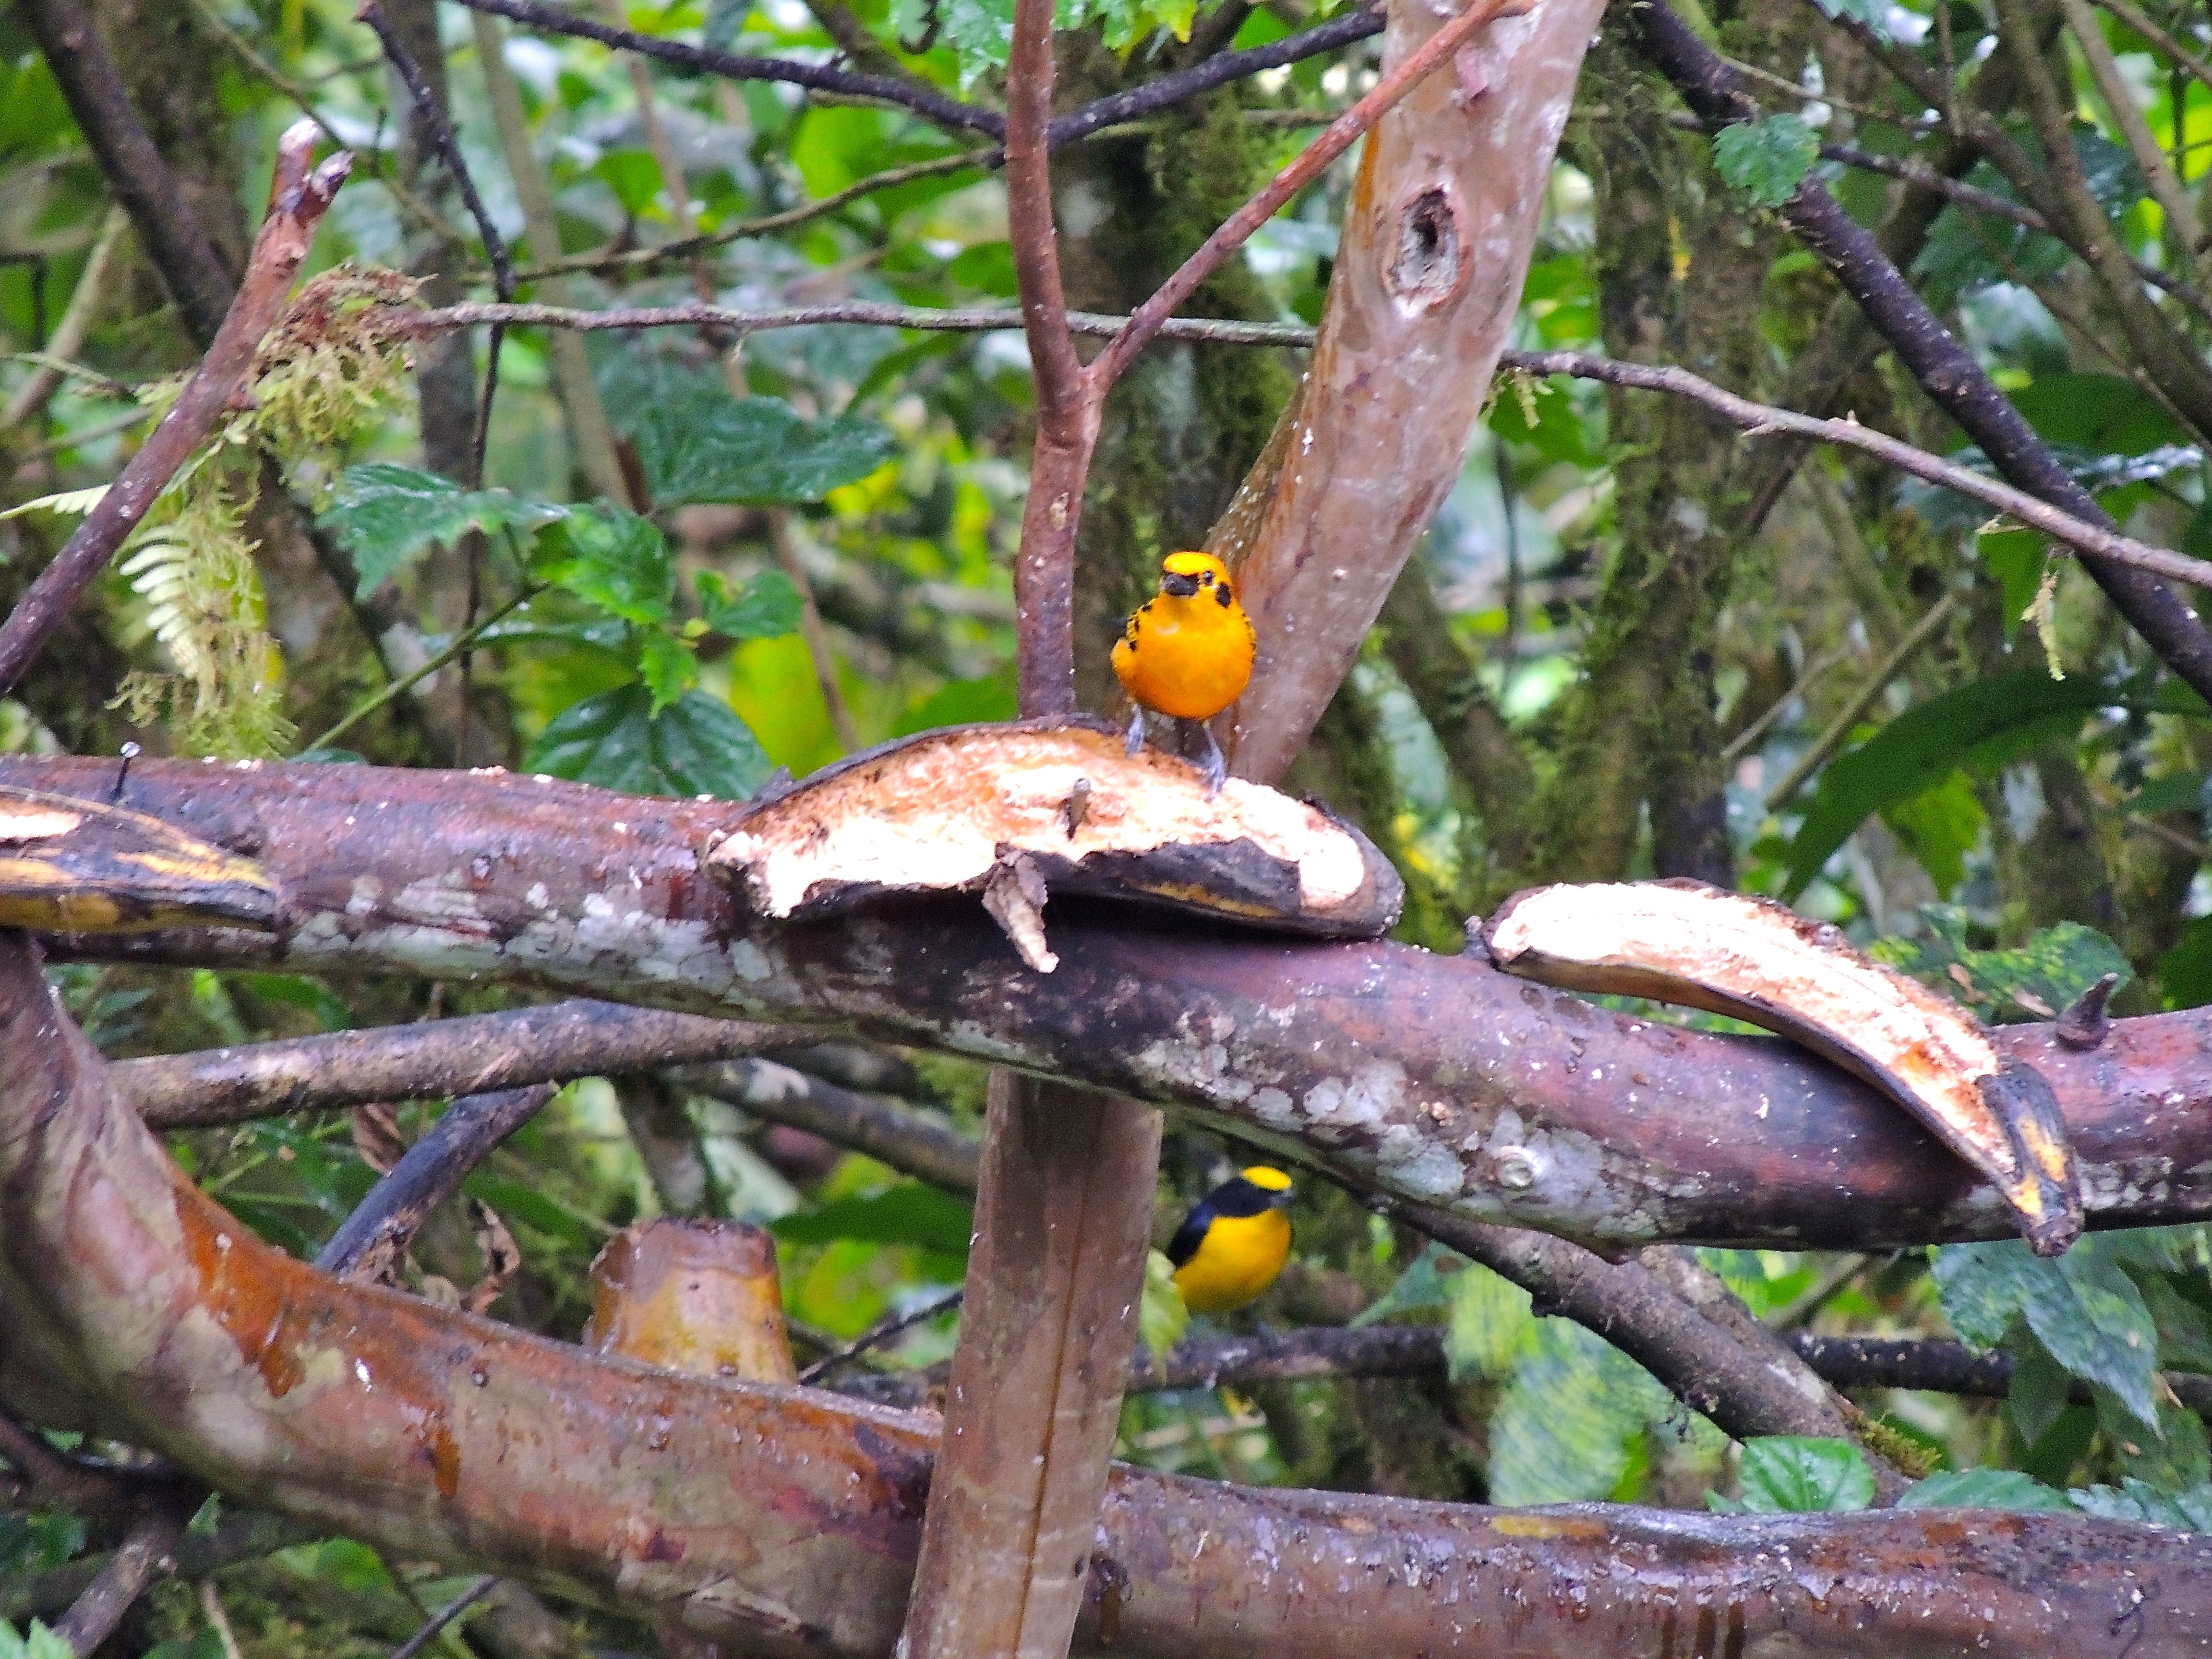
[532,502,673,625]
[1140,1248,1189,1365]
[636,629,698,713]
[1488,1321,1674,1505]
[1714,115,1819,209]
[320,464,565,597]
[1782,672,2142,897]
[2069,1477,2212,1528]
[1933,1237,2162,1431]
[629,388,896,507]
[697,569,804,640]
[1899,1467,2073,1511]
[1350,1239,1463,1328]
[525,684,773,801]
[1730,1437,1875,1513]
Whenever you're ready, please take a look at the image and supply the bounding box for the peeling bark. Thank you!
[6,933,2212,1658]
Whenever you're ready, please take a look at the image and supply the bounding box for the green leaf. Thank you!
[2007,1332,2074,1448]
[320,464,564,597]
[1727,1437,1874,1513]
[526,684,773,800]
[1899,1467,2073,1512]
[697,569,804,640]
[1869,907,2131,1021]
[1932,1236,2163,1431]
[1444,1259,1538,1383]
[2068,1477,2212,1529]
[1878,772,1985,900]
[636,630,698,713]
[1781,672,2136,897]
[772,1182,975,1256]
[0,1509,86,1581]
[1488,1321,1675,1505]
[532,502,673,625]
[1713,115,1819,209]
[629,388,897,507]
[1350,1239,1464,1327]
[187,1492,224,1536]
[0,1623,74,1659]
[1139,1249,1190,1365]
[894,667,1018,736]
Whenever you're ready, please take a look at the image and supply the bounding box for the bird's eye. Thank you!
[1199,571,1214,585]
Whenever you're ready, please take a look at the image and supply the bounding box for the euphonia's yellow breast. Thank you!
[1171,1209,1291,1315]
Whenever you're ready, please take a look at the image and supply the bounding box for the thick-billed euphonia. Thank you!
[1111,551,1255,795]
[1167,1165,1294,1315]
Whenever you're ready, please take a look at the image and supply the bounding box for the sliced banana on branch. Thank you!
[1481,879,2082,1256]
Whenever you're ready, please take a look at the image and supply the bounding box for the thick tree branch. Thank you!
[6,940,2209,1659]
[0,122,349,695]
[1631,0,2212,706]
[22,757,2212,1252]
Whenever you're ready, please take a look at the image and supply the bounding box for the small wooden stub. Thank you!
[1482,879,2082,1255]
[707,719,1404,946]
[0,782,282,934]
[584,1218,798,1384]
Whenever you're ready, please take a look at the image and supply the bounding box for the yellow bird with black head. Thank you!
[1167,1165,1294,1316]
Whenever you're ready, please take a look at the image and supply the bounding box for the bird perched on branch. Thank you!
[1112,551,1255,795]
[1167,1165,1294,1315]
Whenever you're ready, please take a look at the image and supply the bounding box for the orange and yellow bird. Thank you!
[1111,551,1255,794]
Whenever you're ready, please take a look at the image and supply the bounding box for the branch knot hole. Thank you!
[1384,186,1468,315]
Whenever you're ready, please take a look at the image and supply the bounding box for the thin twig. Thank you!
[2093,0,2212,97]
[2,204,128,430]
[1042,5,1386,150]
[358,1,514,486]
[1763,592,1959,812]
[302,583,543,754]
[401,297,1316,345]
[798,1286,964,1382]
[389,299,2212,589]
[771,516,864,750]
[0,121,349,695]
[199,1579,247,1659]
[444,0,1002,136]
[316,1084,556,1281]
[1719,646,1844,765]
[1088,0,1526,395]
[389,1575,496,1659]
[516,150,991,281]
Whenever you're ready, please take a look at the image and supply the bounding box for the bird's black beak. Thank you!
[1161,571,1201,598]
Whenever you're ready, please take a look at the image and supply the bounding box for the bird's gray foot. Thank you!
[1124,704,1147,757]
[1194,721,1227,797]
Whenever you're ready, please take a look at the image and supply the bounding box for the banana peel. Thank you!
[707,720,1403,962]
[0,782,283,934]
[1481,879,2081,1255]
